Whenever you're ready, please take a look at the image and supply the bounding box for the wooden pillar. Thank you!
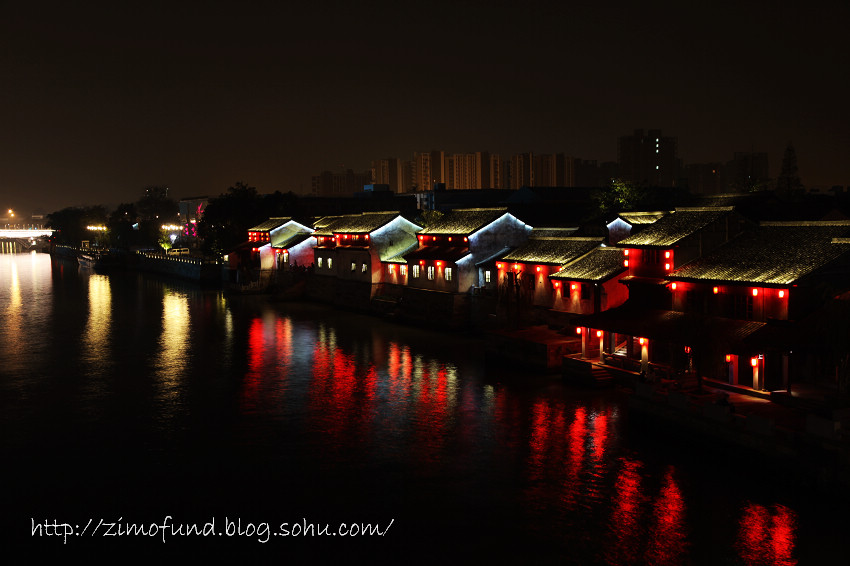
[581,328,586,359]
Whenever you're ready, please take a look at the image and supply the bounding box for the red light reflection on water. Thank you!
[644,467,688,566]
[603,458,646,565]
[736,502,798,565]
[310,341,377,439]
[591,410,609,461]
[241,316,292,413]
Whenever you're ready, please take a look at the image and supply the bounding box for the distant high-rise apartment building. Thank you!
[618,129,679,186]
[372,158,406,193]
[534,153,575,186]
[490,154,511,189]
[413,151,446,191]
[311,169,372,197]
[685,163,725,194]
[509,152,576,188]
[446,151,492,189]
[726,151,769,192]
[511,153,534,188]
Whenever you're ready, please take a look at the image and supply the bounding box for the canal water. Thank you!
[1,252,844,563]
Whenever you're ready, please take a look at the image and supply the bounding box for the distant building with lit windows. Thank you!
[618,129,680,187]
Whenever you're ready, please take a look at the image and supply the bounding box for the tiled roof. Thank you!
[551,247,628,282]
[670,221,850,285]
[617,207,733,247]
[249,217,291,232]
[312,212,401,236]
[419,208,508,235]
[381,240,420,263]
[617,211,668,225]
[404,245,471,263]
[271,232,313,249]
[502,237,601,264]
[528,227,579,238]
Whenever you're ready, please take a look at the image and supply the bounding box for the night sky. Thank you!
[3,0,849,216]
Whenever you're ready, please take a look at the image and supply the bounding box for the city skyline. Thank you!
[3,1,849,215]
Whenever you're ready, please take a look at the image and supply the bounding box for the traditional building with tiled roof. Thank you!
[606,211,668,244]
[400,207,531,325]
[549,246,630,317]
[614,207,751,307]
[249,217,316,278]
[310,211,422,309]
[497,234,600,312]
[661,221,850,392]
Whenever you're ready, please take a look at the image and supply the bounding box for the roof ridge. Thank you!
[673,206,734,212]
[761,220,850,227]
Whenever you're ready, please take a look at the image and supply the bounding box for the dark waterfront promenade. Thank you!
[2,252,848,563]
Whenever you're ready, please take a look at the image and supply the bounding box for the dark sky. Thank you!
[3,0,849,216]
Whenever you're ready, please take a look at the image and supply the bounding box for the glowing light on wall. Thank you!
[576,327,583,334]
[665,251,671,259]
[725,354,732,362]
[752,288,759,297]
[671,282,677,290]
[571,284,577,290]
[553,281,560,288]
[751,357,758,367]
[624,260,629,267]
[496,263,503,269]
[596,330,603,338]
[623,249,629,256]
[778,290,786,298]
[664,263,671,270]
[639,337,646,345]
[713,286,719,294]
[536,266,541,272]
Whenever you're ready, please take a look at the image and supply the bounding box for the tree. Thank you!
[776,143,804,194]
[135,186,179,248]
[107,202,138,248]
[595,178,648,216]
[46,206,108,247]
[197,182,266,255]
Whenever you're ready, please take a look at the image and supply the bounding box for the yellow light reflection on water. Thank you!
[156,291,190,409]
[4,256,22,359]
[83,274,112,373]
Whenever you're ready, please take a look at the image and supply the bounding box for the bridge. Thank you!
[0,228,53,238]
[0,228,53,252]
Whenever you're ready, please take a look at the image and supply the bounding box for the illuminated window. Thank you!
[362,263,368,273]
[427,266,435,280]
[387,265,394,274]
[484,270,491,283]
[317,257,323,268]
[445,268,452,281]
[327,258,333,269]
[412,264,420,278]
[400,265,407,276]
[351,262,356,272]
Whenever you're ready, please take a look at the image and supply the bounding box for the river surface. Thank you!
[1,251,844,563]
